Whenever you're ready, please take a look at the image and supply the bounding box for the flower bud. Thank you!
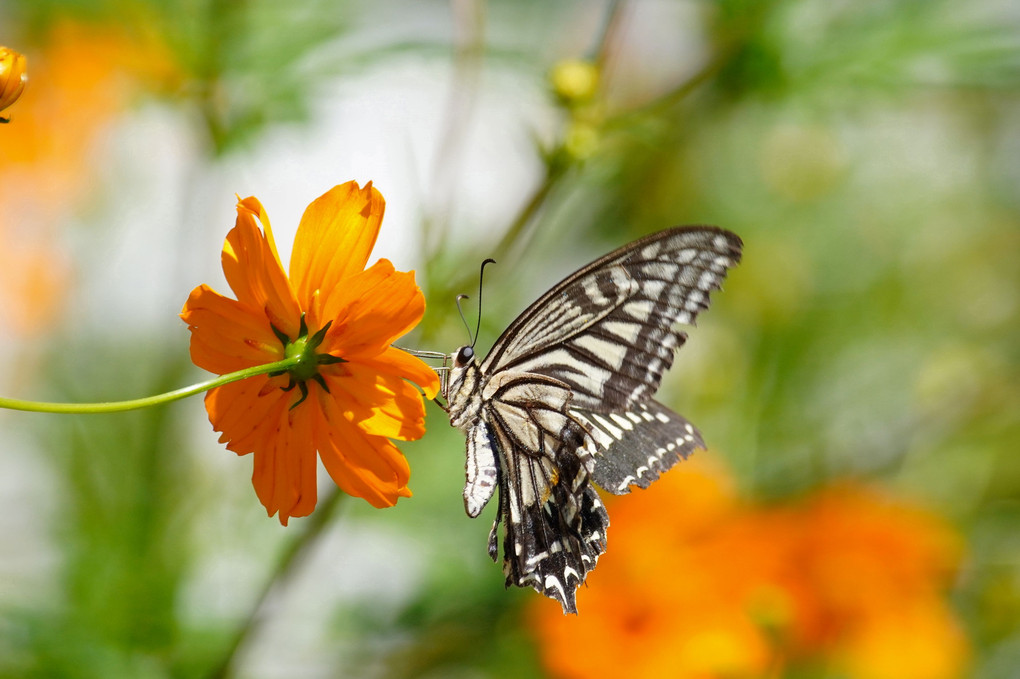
[0,47,28,122]
[550,59,599,105]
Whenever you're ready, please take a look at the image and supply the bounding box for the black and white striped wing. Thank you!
[475,372,609,612]
[484,226,741,486]
[482,227,742,411]
[468,226,742,614]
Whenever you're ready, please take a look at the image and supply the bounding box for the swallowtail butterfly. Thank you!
[441,226,742,613]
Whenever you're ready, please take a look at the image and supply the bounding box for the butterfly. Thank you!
[438,226,742,614]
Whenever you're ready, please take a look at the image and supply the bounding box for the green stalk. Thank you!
[0,357,301,414]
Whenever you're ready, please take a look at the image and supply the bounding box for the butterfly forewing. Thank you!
[482,227,741,411]
[446,226,742,614]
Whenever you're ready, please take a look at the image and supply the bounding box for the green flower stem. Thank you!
[0,357,302,414]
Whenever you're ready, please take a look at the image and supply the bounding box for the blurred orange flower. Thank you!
[181,182,439,525]
[532,459,968,679]
[798,486,968,679]
[0,46,28,121]
[0,24,172,336]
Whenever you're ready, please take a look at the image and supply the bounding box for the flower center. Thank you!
[284,334,323,382]
[271,316,346,408]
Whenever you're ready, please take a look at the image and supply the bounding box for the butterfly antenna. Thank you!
[455,294,473,345]
[473,258,496,348]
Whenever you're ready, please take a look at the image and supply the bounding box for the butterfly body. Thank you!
[443,226,742,613]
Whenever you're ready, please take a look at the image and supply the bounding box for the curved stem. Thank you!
[489,0,631,265]
[490,160,568,265]
[0,357,301,414]
[591,0,626,68]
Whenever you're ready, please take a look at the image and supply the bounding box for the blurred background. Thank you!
[1,1,1018,677]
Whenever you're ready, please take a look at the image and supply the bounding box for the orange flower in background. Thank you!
[533,460,790,679]
[181,181,439,525]
[0,46,28,121]
[799,486,968,679]
[1,24,172,337]
[532,458,968,679]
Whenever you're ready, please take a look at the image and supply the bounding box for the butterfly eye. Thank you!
[455,346,474,366]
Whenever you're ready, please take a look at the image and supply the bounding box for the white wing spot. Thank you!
[644,279,666,299]
[591,413,624,440]
[685,422,695,434]
[573,334,628,372]
[604,320,642,344]
[526,550,551,567]
[544,575,567,603]
[625,298,656,323]
[655,411,670,424]
[626,411,642,424]
[610,413,635,431]
[582,276,608,306]
[641,243,661,259]
[646,357,664,381]
[635,465,649,478]
[685,290,705,312]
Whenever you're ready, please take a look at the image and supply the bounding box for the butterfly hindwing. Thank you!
[486,414,608,614]
[573,401,706,495]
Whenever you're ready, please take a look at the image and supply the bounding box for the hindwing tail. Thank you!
[491,418,608,614]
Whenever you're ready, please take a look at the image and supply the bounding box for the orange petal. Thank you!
[321,362,428,441]
[312,387,412,507]
[361,345,442,400]
[205,377,291,454]
[181,284,284,374]
[316,259,427,359]
[258,396,318,525]
[207,378,318,525]
[221,202,302,340]
[289,181,384,308]
[236,195,284,266]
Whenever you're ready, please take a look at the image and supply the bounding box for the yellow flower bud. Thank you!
[0,46,28,122]
[550,59,599,104]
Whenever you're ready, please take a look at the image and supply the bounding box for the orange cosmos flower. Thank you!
[0,46,28,122]
[181,181,439,525]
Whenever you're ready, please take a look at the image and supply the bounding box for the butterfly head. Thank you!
[446,344,482,430]
[454,344,475,367]
[445,258,496,427]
